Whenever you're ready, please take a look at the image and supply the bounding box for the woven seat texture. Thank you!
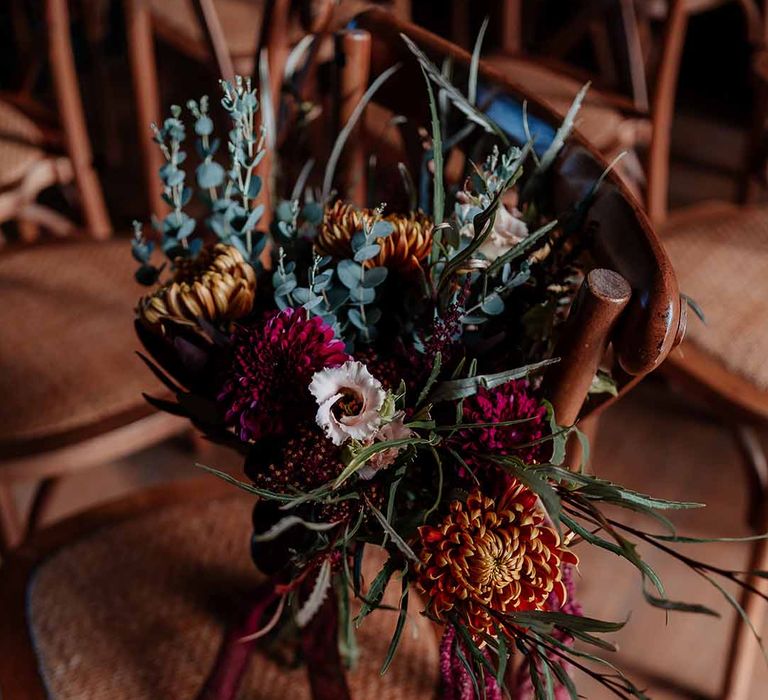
[27,493,439,699]
[0,99,45,189]
[663,202,768,389]
[0,238,162,444]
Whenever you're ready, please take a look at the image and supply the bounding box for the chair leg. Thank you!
[0,481,23,554]
[733,424,768,530]
[721,528,768,700]
[722,430,768,700]
[124,0,165,220]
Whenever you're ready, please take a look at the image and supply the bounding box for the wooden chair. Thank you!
[0,478,440,700]
[0,0,110,243]
[0,14,682,699]
[0,0,187,555]
[483,0,764,226]
[655,43,768,700]
[123,0,423,221]
[124,0,342,220]
[350,8,683,427]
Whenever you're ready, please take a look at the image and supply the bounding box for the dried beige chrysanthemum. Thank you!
[137,243,256,331]
[315,201,433,272]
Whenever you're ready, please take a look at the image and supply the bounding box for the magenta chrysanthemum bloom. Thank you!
[219,308,349,441]
[454,380,548,466]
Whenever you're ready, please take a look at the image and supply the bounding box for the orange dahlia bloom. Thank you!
[315,201,433,271]
[416,483,577,640]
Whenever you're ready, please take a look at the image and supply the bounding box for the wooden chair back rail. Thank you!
[354,9,682,401]
[335,30,372,207]
[47,0,111,238]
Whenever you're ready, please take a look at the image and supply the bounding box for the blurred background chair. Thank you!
[1,0,110,242]
[0,478,441,699]
[0,0,186,556]
[475,0,764,225]
[658,45,768,700]
[124,0,414,221]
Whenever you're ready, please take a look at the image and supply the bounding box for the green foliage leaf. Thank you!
[356,557,397,626]
[338,260,363,289]
[422,66,444,228]
[361,267,388,288]
[196,161,225,189]
[380,577,409,674]
[354,244,381,262]
[323,64,401,200]
[430,359,558,402]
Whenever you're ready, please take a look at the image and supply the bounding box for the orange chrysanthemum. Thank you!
[416,483,577,640]
[315,201,433,271]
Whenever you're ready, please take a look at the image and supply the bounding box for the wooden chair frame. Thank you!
[489,0,765,226]
[0,0,190,554]
[124,0,335,221]
[1,0,110,242]
[662,48,768,700]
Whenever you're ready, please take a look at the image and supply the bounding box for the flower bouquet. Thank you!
[130,32,766,700]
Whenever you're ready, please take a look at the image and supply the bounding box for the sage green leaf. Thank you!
[430,359,558,402]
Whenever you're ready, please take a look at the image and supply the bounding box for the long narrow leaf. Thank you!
[400,34,508,143]
[366,498,418,562]
[468,17,490,105]
[296,559,332,627]
[430,359,558,402]
[422,68,445,227]
[380,578,409,674]
[252,515,339,542]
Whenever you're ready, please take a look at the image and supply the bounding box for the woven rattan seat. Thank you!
[662,202,768,389]
[0,238,162,445]
[0,99,45,189]
[27,493,439,699]
[484,55,650,154]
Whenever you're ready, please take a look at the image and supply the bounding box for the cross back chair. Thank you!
[656,43,768,700]
[0,14,682,700]
[352,7,683,428]
[0,0,110,243]
[0,0,188,556]
[125,0,340,222]
[485,0,765,226]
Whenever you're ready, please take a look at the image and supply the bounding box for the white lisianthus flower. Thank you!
[357,412,412,480]
[309,361,386,446]
[477,203,528,261]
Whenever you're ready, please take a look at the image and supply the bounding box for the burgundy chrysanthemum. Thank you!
[219,308,349,441]
[454,380,548,467]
